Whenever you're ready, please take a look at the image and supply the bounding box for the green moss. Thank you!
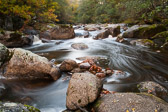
[136,24,167,39]
[94,100,102,108]
[152,31,168,40]
[24,105,40,112]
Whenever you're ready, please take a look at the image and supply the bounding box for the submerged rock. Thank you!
[122,24,166,39]
[39,24,75,40]
[0,31,33,47]
[66,73,102,110]
[59,59,78,72]
[0,102,40,112]
[1,48,61,80]
[93,93,168,112]
[138,81,168,102]
[71,43,89,50]
[151,31,168,48]
[130,39,154,47]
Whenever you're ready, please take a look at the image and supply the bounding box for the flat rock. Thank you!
[71,43,89,50]
[94,93,168,112]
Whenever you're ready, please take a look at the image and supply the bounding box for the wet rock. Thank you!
[151,31,168,48]
[122,24,167,39]
[130,39,154,47]
[71,43,89,50]
[105,70,113,76]
[108,26,120,37]
[138,81,168,102]
[71,68,86,73]
[0,102,40,112]
[79,62,91,69]
[93,93,168,112]
[84,27,100,31]
[0,43,10,66]
[41,38,52,43]
[59,59,78,72]
[94,30,110,40]
[96,73,106,78]
[0,31,33,47]
[66,73,102,110]
[1,48,61,80]
[39,25,75,40]
[83,31,89,38]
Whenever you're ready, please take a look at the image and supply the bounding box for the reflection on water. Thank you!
[0,28,168,112]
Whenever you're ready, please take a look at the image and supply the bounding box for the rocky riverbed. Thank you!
[0,23,168,112]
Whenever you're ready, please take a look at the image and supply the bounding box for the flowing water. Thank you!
[0,25,168,112]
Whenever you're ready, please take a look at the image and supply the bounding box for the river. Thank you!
[0,25,168,112]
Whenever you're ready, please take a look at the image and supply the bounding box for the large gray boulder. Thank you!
[1,48,61,80]
[93,93,168,112]
[108,26,121,37]
[122,24,167,39]
[39,25,75,40]
[66,73,102,110]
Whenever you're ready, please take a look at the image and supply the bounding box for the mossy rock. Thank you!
[151,31,168,47]
[135,24,167,39]
[130,39,154,47]
[0,43,11,66]
[0,102,40,112]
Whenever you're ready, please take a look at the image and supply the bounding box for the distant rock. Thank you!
[1,48,61,80]
[0,31,33,47]
[93,93,168,112]
[108,26,121,37]
[71,43,89,50]
[39,24,75,40]
[122,24,167,39]
[94,30,110,40]
[66,73,102,110]
[59,59,78,72]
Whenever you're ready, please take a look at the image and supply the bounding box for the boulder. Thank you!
[151,31,168,47]
[79,62,91,69]
[122,24,167,39]
[71,43,89,50]
[130,39,154,47]
[0,31,33,47]
[39,25,75,40]
[23,26,38,35]
[1,48,61,80]
[0,43,10,66]
[0,102,40,112]
[94,30,110,40]
[137,81,168,102]
[59,59,78,72]
[93,93,168,112]
[66,73,102,110]
[108,26,121,37]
